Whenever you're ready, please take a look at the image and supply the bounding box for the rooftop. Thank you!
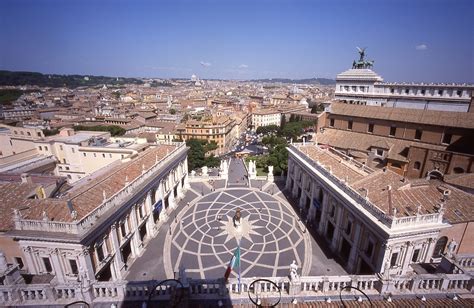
[295,144,474,224]
[0,144,177,229]
[328,102,474,129]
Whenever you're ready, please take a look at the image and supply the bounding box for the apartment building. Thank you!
[177,115,237,155]
[251,108,281,129]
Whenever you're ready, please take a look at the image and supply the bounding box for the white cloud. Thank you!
[200,61,211,67]
[238,64,249,69]
[416,44,428,51]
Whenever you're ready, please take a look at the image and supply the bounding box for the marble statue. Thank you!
[202,166,208,176]
[447,238,457,258]
[233,208,242,231]
[290,260,299,281]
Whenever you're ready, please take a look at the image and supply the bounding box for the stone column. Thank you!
[318,189,329,235]
[347,223,362,273]
[177,178,184,199]
[169,191,177,210]
[159,182,168,221]
[50,248,65,283]
[331,205,344,251]
[78,248,95,282]
[130,206,141,257]
[401,242,414,275]
[423,238,436,262]
[145,192,156,237]
[110,223,124,278]
[22,246,37,274]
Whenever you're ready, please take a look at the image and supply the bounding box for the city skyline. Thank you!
[0,0,473,83]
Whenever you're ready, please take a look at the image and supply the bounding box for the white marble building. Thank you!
[334,51,473,112]
[9,142,189,283]
[286,143,458,275]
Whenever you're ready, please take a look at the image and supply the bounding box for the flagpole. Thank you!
[238,238,241,293]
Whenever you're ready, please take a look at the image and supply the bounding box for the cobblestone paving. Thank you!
[165,188,310,279]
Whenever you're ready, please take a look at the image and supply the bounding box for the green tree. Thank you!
[169,108,176,115]
[186,139,221,171]
[73,125,125,136]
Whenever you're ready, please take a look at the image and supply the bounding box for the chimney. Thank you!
[20,173,32,184]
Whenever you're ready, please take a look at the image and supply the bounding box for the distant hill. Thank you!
[249,78,336,85]
[0,70,143,88]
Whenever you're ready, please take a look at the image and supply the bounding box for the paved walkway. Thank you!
[227,158,248,188]
[126,159,346,281]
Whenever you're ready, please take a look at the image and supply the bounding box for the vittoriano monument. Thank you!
[352,47,374,69]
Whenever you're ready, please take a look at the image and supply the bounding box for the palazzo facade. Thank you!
[8,142,189,283]
[285,142,471,276]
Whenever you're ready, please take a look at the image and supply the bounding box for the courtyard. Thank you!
[126,158,346,281]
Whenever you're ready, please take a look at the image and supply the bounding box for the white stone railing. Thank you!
[14,142,187,235]
[389,212,443,229]
[455,254,474,269]
[0,273,472,306]
[14,219,80,234]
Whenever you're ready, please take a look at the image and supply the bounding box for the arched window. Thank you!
[414,161,421,170]
[433,236,448,258]
[453,167,465,174]
[428,170,444,180]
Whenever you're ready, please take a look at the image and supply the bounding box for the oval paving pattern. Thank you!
[164,188,311,279]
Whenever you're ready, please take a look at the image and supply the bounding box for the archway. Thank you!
[433,236,448,258]
[427,169,444,180]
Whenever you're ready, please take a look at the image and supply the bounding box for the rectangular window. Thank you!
[366,242,374,257]
[376,149,383,156]
[442,133,452,144]
[102,153,106,158]
[329,118,335,127]
[457,90,462,97]
[15,257,24,269]
[415,129,422,140]
[390,88,394,94]
[63,158,67,164]
[97,244,104,262]
[60,145,63,151]
[345,221,352,235]
[348,120,353,130]
[43,257,53,273]
[71,148,75,153]
[389,126,396,137]
[44,146,48,151]
[421,89,426,95]
[69,259,78,275]
[390,253,398,267]
[412,249,420,262]
[368,123,374,133]
[83,153,86,157]
[39,146,42,151]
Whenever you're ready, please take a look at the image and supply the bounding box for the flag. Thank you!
[224,246,240,280]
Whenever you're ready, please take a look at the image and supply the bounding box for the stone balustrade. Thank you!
[0,273,472,306]
[14,142,187,235]
[456,254,474,269]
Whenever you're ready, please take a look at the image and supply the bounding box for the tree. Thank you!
[311,105,318,113]
[186,139,221,171]
[73,125,125,136]
[169,108,176,115]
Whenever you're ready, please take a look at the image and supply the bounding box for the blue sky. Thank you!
[0,0,472,82]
